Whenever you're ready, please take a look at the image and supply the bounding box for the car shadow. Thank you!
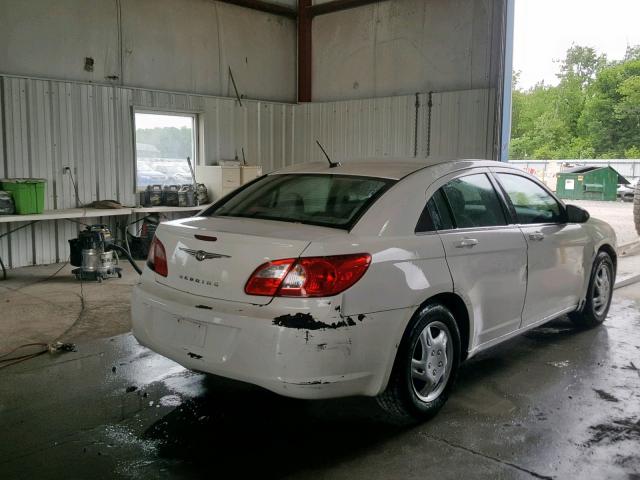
[143,376,404,478]
[141,316,597,478]
[455,315,608,389]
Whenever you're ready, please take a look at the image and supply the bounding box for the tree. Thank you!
[510,44,640,161]
[579,59,640,157]
[557,45,607,87]
[625,146,640,159]
[555,46,607,138]
[135,127,193,159]
[624,45,640,62]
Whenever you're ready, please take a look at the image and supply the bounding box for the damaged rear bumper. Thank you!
[131,283,412,399]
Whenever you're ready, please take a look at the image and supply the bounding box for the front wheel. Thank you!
[376,303,461,424]
[570,251,614,328]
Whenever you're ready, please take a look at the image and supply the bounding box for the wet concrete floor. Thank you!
[1,285,639,479]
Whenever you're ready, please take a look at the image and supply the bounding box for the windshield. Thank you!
[204,174,395,230]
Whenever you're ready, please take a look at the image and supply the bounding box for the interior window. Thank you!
[441,174,507,228]
[135,112,196,190]
[496,173,563,224]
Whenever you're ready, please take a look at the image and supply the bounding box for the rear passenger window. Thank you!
[430,190,455,230]
[442,174,507,228]
[416,190,454,232]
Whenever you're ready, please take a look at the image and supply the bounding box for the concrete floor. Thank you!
[568,200,639,248]
[1,258,639,479]
[0,262,140,354]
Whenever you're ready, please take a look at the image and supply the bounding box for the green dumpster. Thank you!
[0,179,47,214]
[556,166,627,201]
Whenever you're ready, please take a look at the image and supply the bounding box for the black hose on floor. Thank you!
[0,256,6,281]
[109,244,143,275]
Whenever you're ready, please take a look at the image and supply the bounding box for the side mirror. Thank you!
[566,204,590,223]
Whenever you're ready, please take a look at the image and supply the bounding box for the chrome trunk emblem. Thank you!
[179,248,231,262]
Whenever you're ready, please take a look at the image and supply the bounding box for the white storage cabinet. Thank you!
[196,165,262,202]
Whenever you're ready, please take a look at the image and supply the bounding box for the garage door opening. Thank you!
[507,0,640,237]
[509,0,640,164]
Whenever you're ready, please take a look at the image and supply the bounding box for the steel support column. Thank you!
[499,0,515,161]
[216,0,384,102]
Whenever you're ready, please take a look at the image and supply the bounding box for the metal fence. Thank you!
[509,160,640,183]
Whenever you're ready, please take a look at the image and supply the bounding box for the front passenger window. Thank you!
[442,174,507,228]
[496,173,563,224]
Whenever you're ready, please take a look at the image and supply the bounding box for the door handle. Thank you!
[454,238,479,248]
[529,232,545,241]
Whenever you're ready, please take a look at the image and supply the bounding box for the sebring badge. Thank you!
[179,248,231,262]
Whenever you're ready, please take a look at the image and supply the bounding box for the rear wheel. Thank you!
[377,303,461,424]
[570,251,614,328]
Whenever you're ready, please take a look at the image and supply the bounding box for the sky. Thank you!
[513,0,640,90]
[135,112,193,130]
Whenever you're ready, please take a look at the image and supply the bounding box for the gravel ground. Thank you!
[567,200,639,247]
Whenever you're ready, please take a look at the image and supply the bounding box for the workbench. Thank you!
[0,204,212,279]
[0,205,210,223]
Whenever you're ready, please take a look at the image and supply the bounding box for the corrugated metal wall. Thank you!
[426,89,496,160]
[0,73,494,268]
[294,95,418,162]
[0,75,298,268]
[295,89,495,163]
[0,79,6,266]
[202,99,296,172]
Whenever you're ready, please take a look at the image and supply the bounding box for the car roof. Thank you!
[270,158,516,180]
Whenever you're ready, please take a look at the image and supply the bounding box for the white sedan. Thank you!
[132,159,616,422]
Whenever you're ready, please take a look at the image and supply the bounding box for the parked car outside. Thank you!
[151,160,193,185]
[618,178,639,202]
[137,159,169,188]
[132,159,616,423]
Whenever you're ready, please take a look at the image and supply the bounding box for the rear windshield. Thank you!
[204,174,395,230]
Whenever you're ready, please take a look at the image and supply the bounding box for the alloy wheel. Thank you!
[410,321,453,402]
[592,263,611,317]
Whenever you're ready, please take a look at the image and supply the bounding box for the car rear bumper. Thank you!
[131,282,412,399]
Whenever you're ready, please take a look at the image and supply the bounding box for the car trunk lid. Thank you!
[153,216,339,305]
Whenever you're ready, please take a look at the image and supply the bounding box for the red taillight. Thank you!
[244,258,295,296]
[146,237,168,277]
[245,254,371,298]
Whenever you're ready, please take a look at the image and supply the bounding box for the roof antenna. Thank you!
[316,140,340,168]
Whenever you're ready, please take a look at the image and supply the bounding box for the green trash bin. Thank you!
[556,166,627,201]
[0,179,46,214]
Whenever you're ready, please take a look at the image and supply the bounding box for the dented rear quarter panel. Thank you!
[302,234,452,317]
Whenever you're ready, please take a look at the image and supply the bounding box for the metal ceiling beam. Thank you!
[297,0,312,102]
[217,0,382,102]
[216,0,381,19]
[308,0,380,17]
[216,0,297,19]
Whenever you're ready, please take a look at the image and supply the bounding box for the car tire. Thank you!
[569,251,614,329]
[376,303,461,425]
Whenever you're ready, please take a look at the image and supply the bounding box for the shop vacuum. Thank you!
[69,225,142,282]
